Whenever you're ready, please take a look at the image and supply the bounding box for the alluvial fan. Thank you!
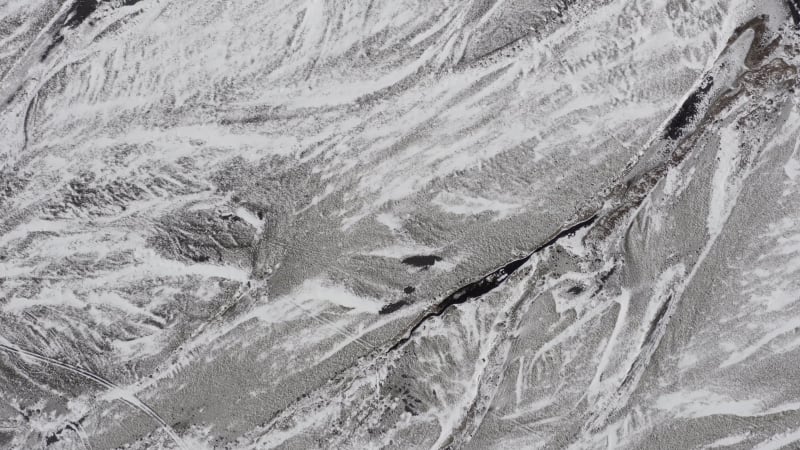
[2,0,800,448]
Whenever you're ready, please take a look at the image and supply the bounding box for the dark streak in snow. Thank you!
[401,255,442,268]
[387,213,598,353]
[380,300,409,315]
[663,76,714,140]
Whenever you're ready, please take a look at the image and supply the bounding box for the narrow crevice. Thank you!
[20,93,38,152]
[642,294,672,347]
[617,292,672,397]
[787,0,800,26]
[386,213,598,353]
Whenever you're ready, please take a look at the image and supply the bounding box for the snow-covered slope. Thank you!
[2,0,800,448]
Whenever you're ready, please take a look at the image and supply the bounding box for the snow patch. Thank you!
[432,191,521,220]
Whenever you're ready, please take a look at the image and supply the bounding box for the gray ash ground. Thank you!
[3,0,800,449]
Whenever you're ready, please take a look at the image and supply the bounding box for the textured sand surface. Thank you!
[2,0,800,448]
